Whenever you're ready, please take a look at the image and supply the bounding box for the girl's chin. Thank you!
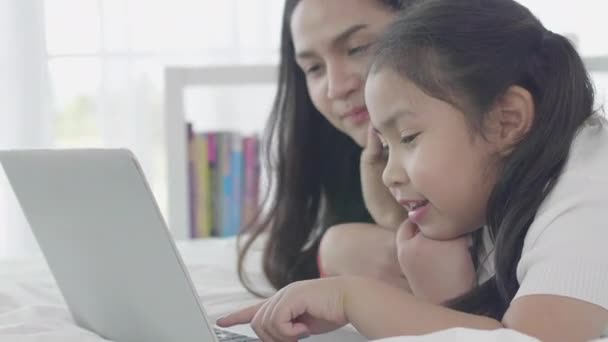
[418,226,462,241]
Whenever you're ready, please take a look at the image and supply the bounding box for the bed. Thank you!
[0,237,603,342]
[0,237,268,342]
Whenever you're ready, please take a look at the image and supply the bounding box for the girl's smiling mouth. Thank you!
[398,199,430,224]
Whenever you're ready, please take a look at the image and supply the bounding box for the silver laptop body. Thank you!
[0,149,257,342]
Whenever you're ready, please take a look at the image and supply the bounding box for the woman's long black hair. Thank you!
[370,0,595,319]
[237,0,409,295]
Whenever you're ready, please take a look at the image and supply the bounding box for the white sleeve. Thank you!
[370,328,539,341]
[514,174,608,310]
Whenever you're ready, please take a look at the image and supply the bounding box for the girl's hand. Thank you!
[360,125,408,230]
[217,278,349,341]
[396,220,476,304]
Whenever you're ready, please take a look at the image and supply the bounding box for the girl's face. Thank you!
[365,68,501,240]
[291,0,397,147]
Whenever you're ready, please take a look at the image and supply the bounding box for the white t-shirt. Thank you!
[479,115,608,335]
[513,116,608,333]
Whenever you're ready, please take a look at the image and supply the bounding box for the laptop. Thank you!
[0,149,366,342]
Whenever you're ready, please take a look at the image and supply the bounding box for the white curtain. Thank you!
[0,0,605,259]
[0,0,283,258]
[0,0,52,257]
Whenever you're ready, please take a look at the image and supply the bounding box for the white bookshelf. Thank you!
[585,56,608,72]
[162,57,608,240]
[164,64,278,240]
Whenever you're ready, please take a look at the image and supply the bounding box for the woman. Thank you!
[238,0,412,294]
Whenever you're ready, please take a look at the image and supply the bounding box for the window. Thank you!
[44,0,284,217]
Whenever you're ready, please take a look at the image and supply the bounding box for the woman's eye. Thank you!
[347,44,371,56]
[400,132,420,145]
[305,64,321,75]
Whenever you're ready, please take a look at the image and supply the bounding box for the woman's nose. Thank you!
[326,63,362,99]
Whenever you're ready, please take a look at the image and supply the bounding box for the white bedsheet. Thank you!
[0,237,268,342]
[0,237,603,342]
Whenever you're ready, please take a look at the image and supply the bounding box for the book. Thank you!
[218,132,233,237]
[186,123,198,239]
[242,135,259,230]
[193,133,212,237]
[206,132,219,236]
[185,124,261,238]
[227,133,243,236]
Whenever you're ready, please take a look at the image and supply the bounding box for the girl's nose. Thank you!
[382,153,409,189]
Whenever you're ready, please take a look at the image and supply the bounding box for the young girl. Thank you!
[219,0,608,340]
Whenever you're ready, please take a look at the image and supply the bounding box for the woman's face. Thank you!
[290,0,397,147]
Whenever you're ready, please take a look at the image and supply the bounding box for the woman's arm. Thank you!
[319,223,410,290]
[360,125,408,230]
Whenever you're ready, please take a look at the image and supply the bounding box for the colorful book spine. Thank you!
[206,132,218,236]
[219,132,233,237]
[242,136,259,230]
[185,125,261,238]
[227,133,243,236]
[186,123,198,239]
[194,133,211,238]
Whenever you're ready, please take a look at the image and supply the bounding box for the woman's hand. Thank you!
[396,220,476,304]
[217,278,349,341]
[319,223,411,291]
[360,125,408,230]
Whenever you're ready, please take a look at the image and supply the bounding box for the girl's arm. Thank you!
[218,276,607,341]
[503,295,608,342]
[345,277,608,341]
[395,220,475,304]
[344,277,501,338]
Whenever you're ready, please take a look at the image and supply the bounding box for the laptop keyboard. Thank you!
[214,327,259,341]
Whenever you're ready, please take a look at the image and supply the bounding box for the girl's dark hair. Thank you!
[370,0,595,319]
[237,0,407,295]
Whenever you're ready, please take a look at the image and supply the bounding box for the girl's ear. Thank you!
[488,85,535,156]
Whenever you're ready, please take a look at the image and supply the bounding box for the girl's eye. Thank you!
[347,43,371,56]
[400,132,421,145]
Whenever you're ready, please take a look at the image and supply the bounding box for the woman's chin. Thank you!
[349,126,369,148]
